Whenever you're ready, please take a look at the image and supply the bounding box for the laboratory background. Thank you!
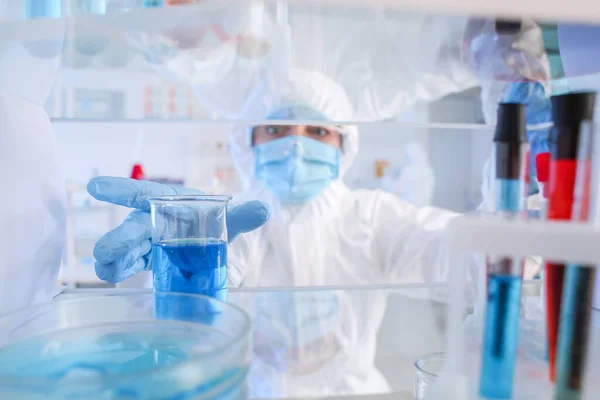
[58,91,488,283]
[3,0,600,399]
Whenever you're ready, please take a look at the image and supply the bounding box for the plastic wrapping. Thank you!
[463,18,550,84]
[464,18,553,197]
[123,4,477,121]
[4,2,481,122]
[464,17,551,127]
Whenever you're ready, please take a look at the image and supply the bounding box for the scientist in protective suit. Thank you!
[87,69,476,396]
[88,17,555,396]
[89,70,463,288]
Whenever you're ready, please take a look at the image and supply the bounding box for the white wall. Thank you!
[427,88,492,212]
[54,121,433,191]
[54,122,226,183]
[344,123,430,190]
[53,89,492,286]
[54,95,491,213]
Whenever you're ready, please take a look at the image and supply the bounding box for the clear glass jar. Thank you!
[414,352,446,400]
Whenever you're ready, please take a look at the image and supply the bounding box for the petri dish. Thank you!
[0,292,251,399]
[414,352,445,400]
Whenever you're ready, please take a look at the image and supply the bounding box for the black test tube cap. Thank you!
[494,103,526,143]
[551,92,596,127]
[550,92,596,160]
[495,19,522,35]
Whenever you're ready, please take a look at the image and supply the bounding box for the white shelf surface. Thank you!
[58,265,102,284]
[292,0,600,24]
[1,0,600,29]
[449,217,600,265]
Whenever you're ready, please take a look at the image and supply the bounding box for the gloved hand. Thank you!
[87,176,270,283]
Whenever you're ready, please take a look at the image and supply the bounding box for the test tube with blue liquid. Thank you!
[479,103,528,399]
[555,93,597,400]
[149,195,232,321]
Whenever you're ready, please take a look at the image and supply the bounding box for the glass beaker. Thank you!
[149,195,232,302]
[414,352,445,400]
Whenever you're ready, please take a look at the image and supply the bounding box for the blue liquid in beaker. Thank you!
[479,274,522,399]
[153,239,228,302]
[0,323,247,399]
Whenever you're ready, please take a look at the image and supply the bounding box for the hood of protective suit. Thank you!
[229,69,359,196]
[225,72,468,398]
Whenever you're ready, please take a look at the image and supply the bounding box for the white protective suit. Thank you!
[0,4,66,314]
[227,69,463,397]
[381,141,436,207]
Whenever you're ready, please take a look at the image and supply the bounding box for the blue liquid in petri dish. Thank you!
[479,274,522,399]
[0,323,248,399]
[153,238,228,302]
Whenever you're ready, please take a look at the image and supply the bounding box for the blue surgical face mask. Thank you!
[254,135,341,204]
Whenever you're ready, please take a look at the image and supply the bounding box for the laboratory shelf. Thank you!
[56,281,544,399]
[58,265,103,285]
[3,0,600,126]
[448,216,600,265]
[0,0,570,125]
[1,0,600,29]
[57,284,453,398]
[51,118,492,130]
[295,0,600,24]
[0,4,224,39]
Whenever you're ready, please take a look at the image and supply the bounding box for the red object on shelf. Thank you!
[536,152,550,183]
[536,152,551,197]
[130,163,145,180]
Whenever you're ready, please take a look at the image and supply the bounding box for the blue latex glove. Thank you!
[87,176,270,283]
[502,81,552,195]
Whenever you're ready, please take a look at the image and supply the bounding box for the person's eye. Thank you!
[266,126,283,136]
[308,127,330,137]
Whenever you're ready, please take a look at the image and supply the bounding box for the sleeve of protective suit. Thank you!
[371,191,479,284]
[373,190,540,285]
[227,230,255,287]
[0,93,66,314]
